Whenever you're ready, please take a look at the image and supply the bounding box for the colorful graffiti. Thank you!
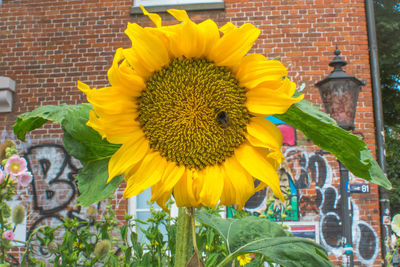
[227,164,299,221]
[284,147,379,264]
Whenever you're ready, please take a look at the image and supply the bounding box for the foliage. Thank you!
[375,0,400,219]
[13,104,123,206]
[0,141,29,266]
[386,128,400,214]
[0,201,327,267]
[276,99,391,189]
[375,0,400,127]
[195,210,334,267]
[23,200,176,267]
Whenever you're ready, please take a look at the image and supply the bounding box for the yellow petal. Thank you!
[246,117,283,151]
[223,156,255,209]
[167,9,190,22]
[219,22,236,35]
[124,23,170,76]
[87,110,141,144]
[247,80,304,115]
[107,48,145,96]
[174,169,200,207]
[77,82,137,116]
[199,165,224,208]
[88,89,136,115]
[108,134,149,181]
[209,23,260,67]
[235,142,284,201]
[197,19,219,57]
[150,162,185,202]
[123,152,166,198]
[154,189,173,212]
[165,9,217,59]
[140,5,162,27]
[219,166,236,207]
[192,168,204,202]
[235,54,287,89]
[77,80,91,93]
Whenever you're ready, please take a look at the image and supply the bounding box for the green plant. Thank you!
[386,128,400,214]
[23,200,177,267]
[0,140,29,266]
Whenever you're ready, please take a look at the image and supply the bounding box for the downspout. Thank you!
[365,0,390,266]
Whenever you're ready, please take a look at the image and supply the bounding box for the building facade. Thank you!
[0,0,385,265]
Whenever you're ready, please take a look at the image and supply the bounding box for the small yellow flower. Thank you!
[73,241,83,249]
[151,241,159,246]
[237,254,252,266]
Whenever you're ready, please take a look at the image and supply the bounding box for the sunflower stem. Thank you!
[174,207,193,267]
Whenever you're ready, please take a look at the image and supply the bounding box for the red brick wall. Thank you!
[0,0,382,266]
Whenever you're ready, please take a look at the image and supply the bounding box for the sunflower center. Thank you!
[137,58,249,170]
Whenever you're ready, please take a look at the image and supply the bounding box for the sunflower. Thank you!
[78,7,303,210]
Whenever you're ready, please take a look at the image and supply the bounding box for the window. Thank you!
[131,0,225,14]
[134,0,223,6]
[128,188,178,242]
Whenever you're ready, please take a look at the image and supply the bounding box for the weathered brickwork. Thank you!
[0,0,381,265]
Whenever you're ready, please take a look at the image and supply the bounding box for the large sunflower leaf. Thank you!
[13,103,123,206]
[61,104,122,206]
[276,99,392,190]
[232,236,334,267]
[76,158,124,206]
[195,211,334,267]
[13,104,78,141]
[62,103,120,162]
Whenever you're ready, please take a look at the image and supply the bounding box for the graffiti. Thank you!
[24,144,79,235]
[18,143,124,259]
[264,167,299,221]
[277,124,296,146]
[266,116,296,146]
[227,164,299,221]
[285,147,379,264]
[26,145,78,215]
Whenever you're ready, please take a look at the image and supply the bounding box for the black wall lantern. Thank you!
[316,47,366,267]
[315,47,366,130]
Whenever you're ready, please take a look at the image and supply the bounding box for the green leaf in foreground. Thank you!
[276,99,392,190]
[13,103,123,206]
[61,104,122,206]
[62,103,120,162]
[195,211,334,267]
[76,158,123,206]
[13,104,77,141]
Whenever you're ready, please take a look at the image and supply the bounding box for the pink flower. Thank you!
[17,171,32,187]
[5,155,27,177]
[3,230,14,241]
[0,169,5,183]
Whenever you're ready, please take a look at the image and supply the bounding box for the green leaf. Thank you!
[13,103,124,206]
[195,211,334,267]
[76,159,123,206]
[205,253,219,267]
[61,104,122,206]
[236,236,333,267]
[61,103,120,162]
[276,99,392,190]
[13,104,79,141]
